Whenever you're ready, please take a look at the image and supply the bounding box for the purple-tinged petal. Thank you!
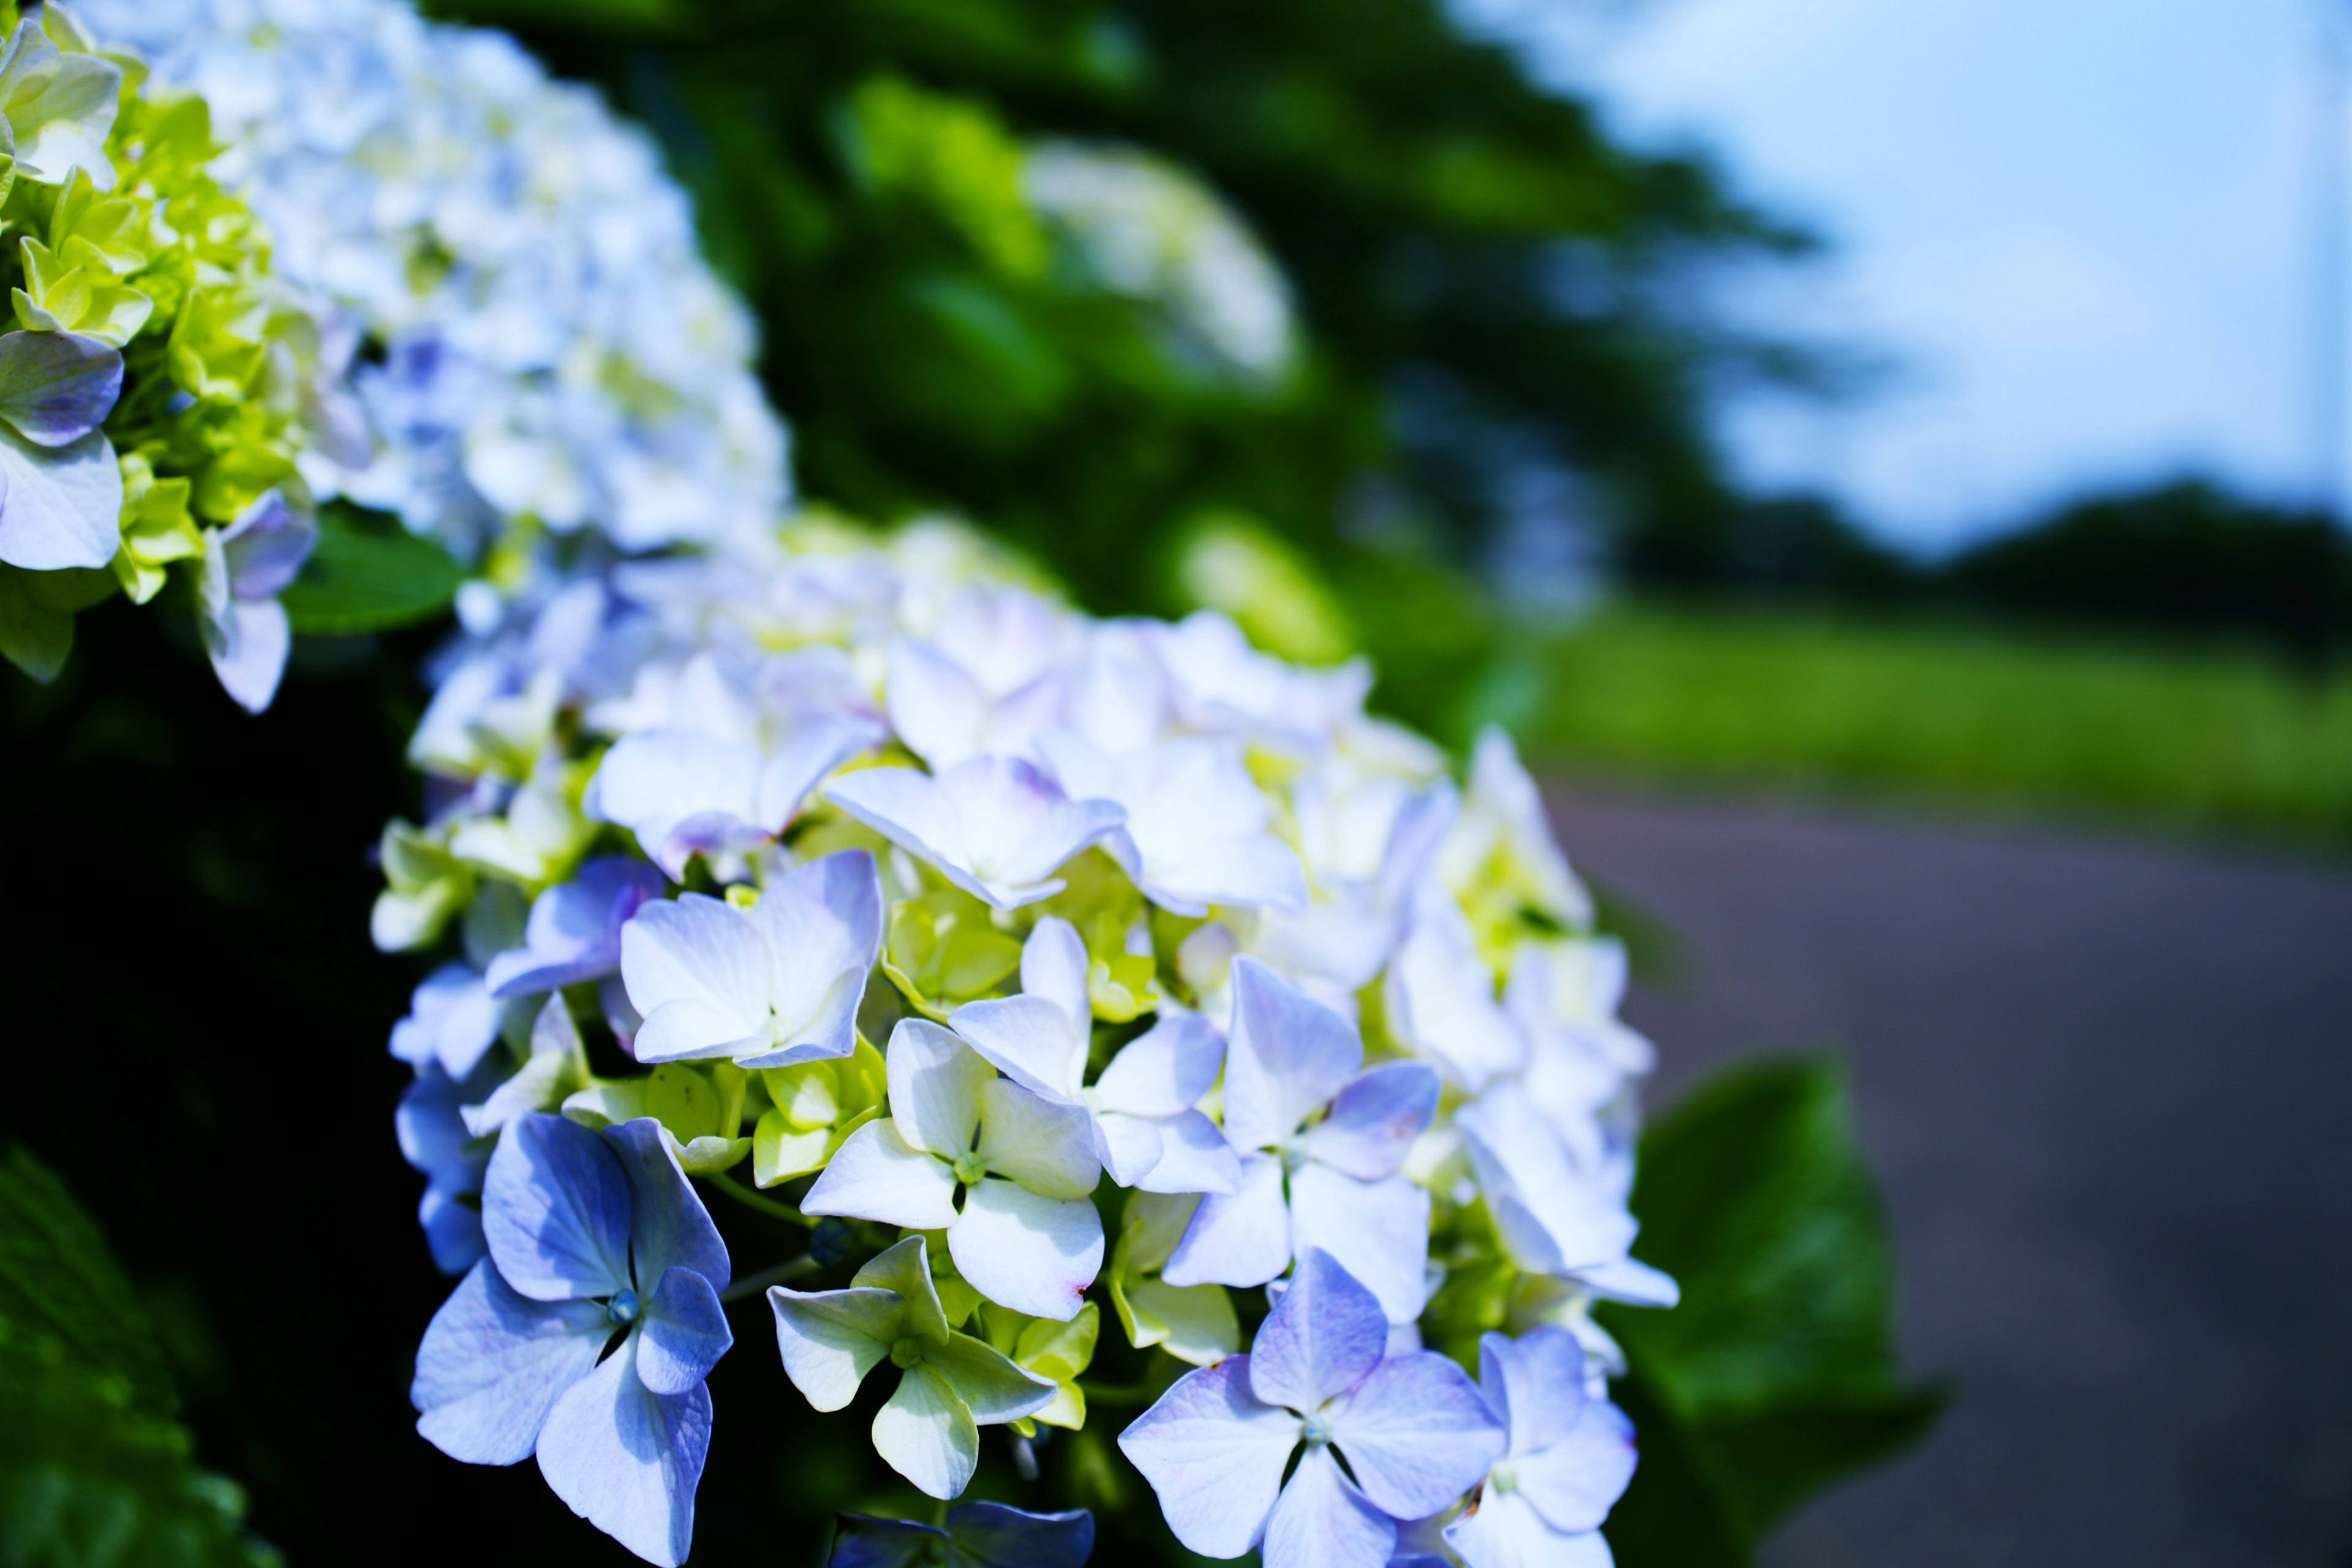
[1444,1490,1614,1568]
[483,1113,632,1303]
[1220,957,1362,1153]
[1512,1398,1637,1536]
[753,713,884,828]
[488,858,666,998]
[604,1117,729,1292]
[592,730,762,877]
[1161,1150,1289,1291]
[1246,1247,1389,1414]
[801,1120,960,1230]
[419,1185,488,1276]
[1118,1355,1301,1558]
[202,595,292,715]
[1092,1012,1223,1117]
[1329,1351,1506,1519]
[941,1501,1097,1568]
[1131,1109,1242,1196]
[948,1178,1102,1322]
[767,1284,902,1412]
[390,962,501,1077]
[829,1512,946,1568]
[824,764,965,876]
[1479,1327,1586,1457]
[398,1060,496,1193]
[0,424,119,571]
[636,1265,732,1396]
[1289,1165,1433,1324]
[412,1259,611,1465]
[1263,1444,1396,1568]
[740,847,882,1068]
[218,491,315,600]
[1302,1062,1441,1181]
[537,1342,710,1567]
[0,330,118,446]
[1092,1110,1165,1188]
[1456,1093,1637,1279]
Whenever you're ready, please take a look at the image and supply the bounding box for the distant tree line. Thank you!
[1617,479,2352,671]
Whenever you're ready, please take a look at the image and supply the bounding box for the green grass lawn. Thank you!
[1467,601,2352,848]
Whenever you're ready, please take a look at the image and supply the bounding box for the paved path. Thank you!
[1547,794,2352,1568]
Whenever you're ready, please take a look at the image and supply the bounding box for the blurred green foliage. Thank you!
[0,1147,278,1568]
[281,507,466,637]
[432,0,1812,617]
[1601,1058,1945,1566]
[1479,600,2352,846]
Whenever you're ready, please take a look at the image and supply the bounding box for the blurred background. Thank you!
[4,0,2349,1564]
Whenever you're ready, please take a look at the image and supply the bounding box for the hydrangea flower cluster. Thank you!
[384,516,1670,1566]
[0,2,358,710]
[80,0,788,567]
[1022,141,1297,384]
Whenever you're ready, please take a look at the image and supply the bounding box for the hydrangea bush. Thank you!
[379,515,1672,1567]
[0,1,359,709]
[34,3,1712,1562]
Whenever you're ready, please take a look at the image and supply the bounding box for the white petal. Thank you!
[886,638,986,769]
[948,1179,1103,1321]
[766,1284,901,1412]
[1445,1490,1615,1568]
[886,1018,992,1158]
[619,894,769,1054]
[973,1079,1101,1198]
[1092,1110,1166,1188]
[801,1120,959,1230]
[1092,1012,1223,1117]
[949,994,1087,1105]
[872,1360,978,1501]
[204,597,292,714]
[593,731,761,874]
[1018,914,1091,1036]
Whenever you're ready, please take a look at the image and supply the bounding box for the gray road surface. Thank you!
[1547,793,2352,1568]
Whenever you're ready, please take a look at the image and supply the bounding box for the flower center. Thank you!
[889,1336,927,1370]
[951,1152,987,1186]
[1489,1461,1519,1495]
[1300,1411,1334,1447]
[607,1289,639,1326]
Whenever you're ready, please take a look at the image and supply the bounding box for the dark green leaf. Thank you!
[0,1145,173,1414]
[281,509,463,636]
[1600,1057,1945,1564]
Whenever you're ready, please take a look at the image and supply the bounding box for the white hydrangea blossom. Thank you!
[81,0,788,561]
[1023,141,1296,383]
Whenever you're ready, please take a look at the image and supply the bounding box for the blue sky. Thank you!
[1472,0,2331,550]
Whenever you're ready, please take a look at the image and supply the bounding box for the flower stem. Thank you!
[720,1254,820,1302]
[704,1170,814,1229]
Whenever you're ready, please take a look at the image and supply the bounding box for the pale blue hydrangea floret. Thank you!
[826,754,1128,911]
[194,490,317,714]
[1443,1327,1639,1568]
[1162,957,1441,1324]
[1118,1248,1504,1568]
[0,326,126,573]
[829,1501,1095,1568]
[949,916,1240,1197]
[803,1017,1105,1322]
[484,854,668,998]
[81,0,790,562]
[617,848,883,1068]
[412,1112,731,1568]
